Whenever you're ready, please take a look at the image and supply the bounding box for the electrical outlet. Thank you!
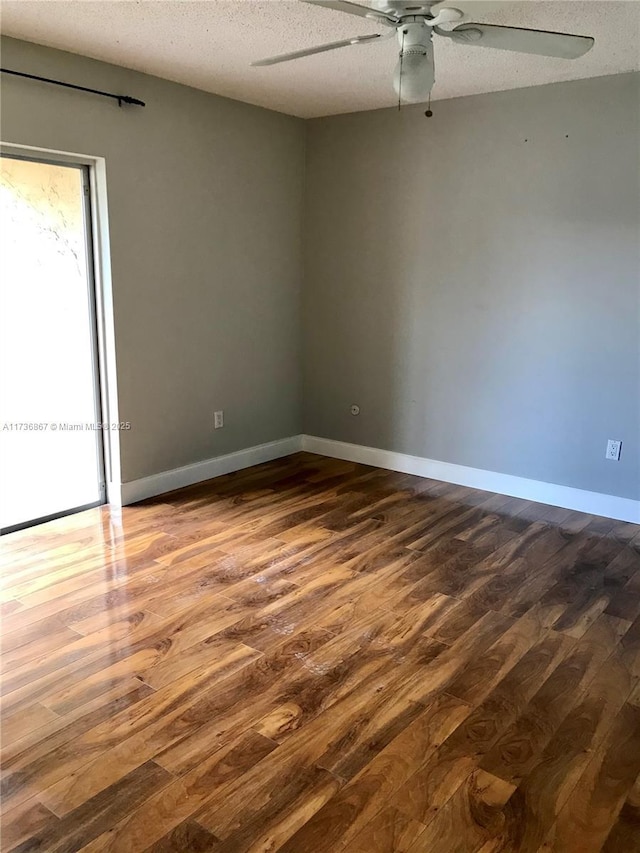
[214,410,224,430]
[606,439,621,461]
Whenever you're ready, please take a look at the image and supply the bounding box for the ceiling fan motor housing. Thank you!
[373,1,439,14]
[393,21,435,103]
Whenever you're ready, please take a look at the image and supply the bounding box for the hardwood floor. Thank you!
[1,451,640,852]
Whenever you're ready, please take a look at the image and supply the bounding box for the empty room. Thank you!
[1,1,639,851]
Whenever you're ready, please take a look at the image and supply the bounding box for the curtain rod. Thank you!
[0,68,146,107]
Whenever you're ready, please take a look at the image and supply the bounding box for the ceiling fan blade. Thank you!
[301,0,399,26]
[252,33,384,67]
[447,23,594,59]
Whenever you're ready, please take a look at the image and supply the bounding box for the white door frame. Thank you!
[0,141,123,514]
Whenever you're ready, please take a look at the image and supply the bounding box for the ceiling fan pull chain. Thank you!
[398,28,406,112]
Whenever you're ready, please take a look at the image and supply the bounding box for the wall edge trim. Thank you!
[118,435,303,505]
[301,435,640,523]
[116,433,638,522]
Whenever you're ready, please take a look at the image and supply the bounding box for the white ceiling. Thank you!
[1,0,639,117]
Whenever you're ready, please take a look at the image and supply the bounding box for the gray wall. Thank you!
[1,37,305,483]
[2,37,638,501]
[304,73,640,500]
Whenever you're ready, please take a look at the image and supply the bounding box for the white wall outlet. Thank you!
[214,410,224,429]
[606,439,622,461]
[350,405,360,416]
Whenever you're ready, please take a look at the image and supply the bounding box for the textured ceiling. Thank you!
[1,0,639,117]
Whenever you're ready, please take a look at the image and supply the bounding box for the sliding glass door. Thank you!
[0,155,105,532]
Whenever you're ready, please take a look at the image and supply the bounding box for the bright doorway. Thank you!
[0,155,106,533]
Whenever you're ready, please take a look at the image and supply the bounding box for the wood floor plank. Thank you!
[200,764,344,853]
[343,805,427,853]
[0,549,225,651]
[4,533,184,619]
[270,694,471,853]
[8,762,173,853]
[478,616,628,787]
[3,532,176,603]
[620,614,640,678]
[389,633,570,827]
[1,679,153,767]
[602,776,640,852]
[2,614,84,656]
[34,624,332,817]
[1,680,157,815]
[75,730,276,852]
[405,768,516,853]
[1,625,84,674]
[487,534,608,623]
[2,453,638,851]
[142,820,221,852]
[538,701,640,851]
[1,593,253,716]
[3,611,159,694]
[485,656,637,852]
[0,703,60,747]
[191,669,427,842]
[444,611,548,707]
[0,796,59,852]
[33,642,265,816]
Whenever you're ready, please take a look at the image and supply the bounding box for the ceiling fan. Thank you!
[252,0,595,105]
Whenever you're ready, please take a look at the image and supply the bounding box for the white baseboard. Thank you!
[119,436,302,505]
[114,432,639,522]
[301,435,640,524]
